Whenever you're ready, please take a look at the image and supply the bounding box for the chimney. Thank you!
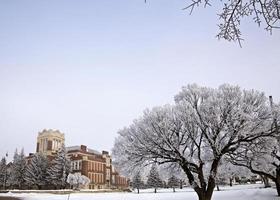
[102,150,109,155]
[81,145,87,152]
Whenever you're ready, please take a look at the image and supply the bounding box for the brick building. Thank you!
[35,129,129,189]
[67,145,128,189]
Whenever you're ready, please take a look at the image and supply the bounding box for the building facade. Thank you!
[36,129,65,156]
[35,129,129,189]
[67,145,128,189]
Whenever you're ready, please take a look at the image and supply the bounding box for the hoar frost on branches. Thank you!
[0,157,8,190]
[9,149,26,189]
[168,175,180,192]
[113,84,276,200]
[67,173,90,190]
[146,164,162,193]
[132,171,142,194]
[24,153,48,189]
[183,0,280,46]
[229,101,280,195]
[47,145,71,189]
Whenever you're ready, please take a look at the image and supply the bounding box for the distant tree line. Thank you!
[131,164,183,194]
[131,161,266,194]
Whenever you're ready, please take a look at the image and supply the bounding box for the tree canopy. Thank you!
[113,84,278,200]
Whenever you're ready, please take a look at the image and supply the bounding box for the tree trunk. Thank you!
[229,177,233,187]
[261,175,271,188]
[173,187,175,192]
[154,188,157,193]
[276,181,280,197]
[181,159,218,200]
[196,191,212,200]
[137,188,139,194]
[276,168,280,196]
[216,185,220,191]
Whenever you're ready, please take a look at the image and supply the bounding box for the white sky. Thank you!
[0,0,279,160]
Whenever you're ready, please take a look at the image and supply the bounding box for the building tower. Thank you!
[36,129,65,156]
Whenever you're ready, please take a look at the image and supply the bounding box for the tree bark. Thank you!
[261,175,271,188]
[229,177,233,187]
[276,181,280,197]
[154,188,157,193]
[196,191,212,200]
[173,187,175,192]
[137,188,139,194]
[276,168,280,196]
[216,185,220,191]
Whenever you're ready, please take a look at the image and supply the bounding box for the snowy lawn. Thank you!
[1,184,279,200]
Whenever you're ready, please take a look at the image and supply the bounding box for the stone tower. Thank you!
[36,129,65,156]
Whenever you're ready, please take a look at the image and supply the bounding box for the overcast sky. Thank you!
[0,0,279,160]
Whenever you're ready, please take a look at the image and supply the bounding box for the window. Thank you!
[72,160,82,170]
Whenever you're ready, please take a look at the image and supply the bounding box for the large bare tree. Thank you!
[113,84,277,200]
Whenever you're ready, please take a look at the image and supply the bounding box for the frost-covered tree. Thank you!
[47,145,71,189]
[146,165,162,193]
[0,157,7,190]
[113,84,276,200]
[67,173,90,190]
[229,100,280,195]
[146,0,280,45]
[132,171,142,193]
[215,160,251,191]
[9,148,26,189]
[230,135,280,195]
[24,153,49,189]
[168,175,180,192]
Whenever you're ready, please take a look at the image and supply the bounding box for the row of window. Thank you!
[71,160,82,170]
[88,161,104,172]
[40,138,62,152]
[116,176,127,185]
[52,139,62,150]
[88,172,104,184]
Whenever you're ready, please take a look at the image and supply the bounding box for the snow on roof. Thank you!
[87,148,101,155]
[66,145,101,155]
[66,145,80,151]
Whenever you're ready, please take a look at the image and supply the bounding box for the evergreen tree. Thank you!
[25,153,49,189]
[132,171,142,194]
[147,165,162,193]
[0,157,7,190]
[168,175,180,192]
[46,145,71,189]
[9,148,26,189]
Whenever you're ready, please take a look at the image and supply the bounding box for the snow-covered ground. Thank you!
[0,184,279,200]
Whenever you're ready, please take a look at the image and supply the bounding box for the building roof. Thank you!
[66,145,101,155]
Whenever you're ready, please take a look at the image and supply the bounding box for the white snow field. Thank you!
[1,184,279,200]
